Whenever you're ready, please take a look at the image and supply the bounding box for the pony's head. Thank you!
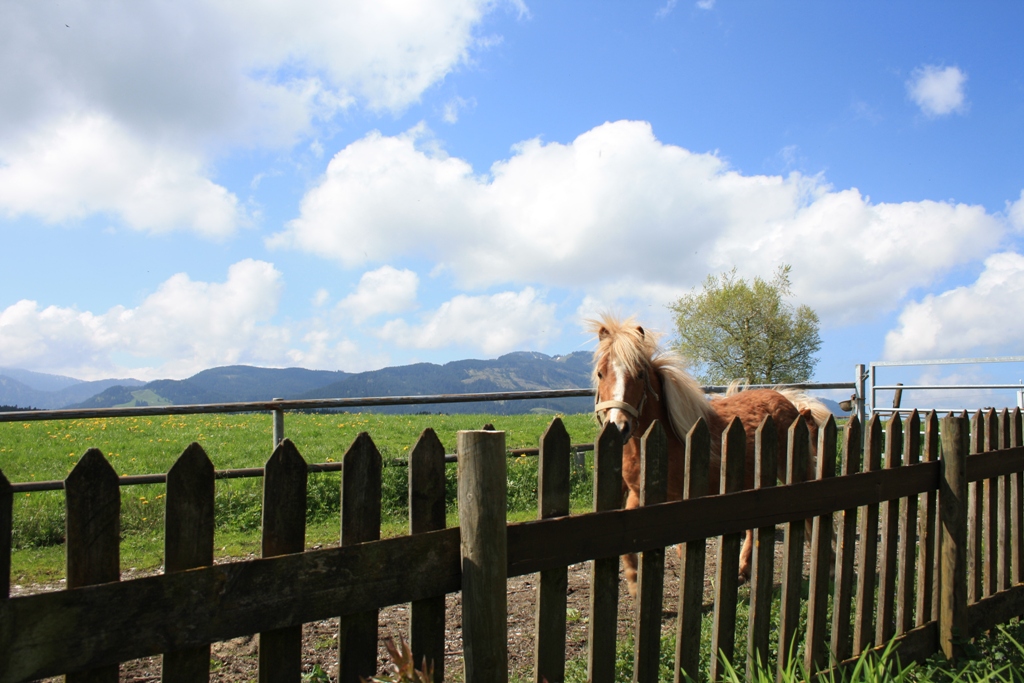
[587,314,712,444]
[588,316,657,442]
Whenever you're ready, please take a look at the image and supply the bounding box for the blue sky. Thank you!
[2,1,1023,406]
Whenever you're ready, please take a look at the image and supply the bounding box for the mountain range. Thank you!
[1,353,845,416]
[0,352,596,415]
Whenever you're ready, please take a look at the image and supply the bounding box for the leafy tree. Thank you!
[668,265,821,385]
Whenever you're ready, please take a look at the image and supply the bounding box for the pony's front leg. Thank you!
[623,486,640,597]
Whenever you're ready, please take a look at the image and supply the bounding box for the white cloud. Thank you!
[907,65,968,117]
[884,252,1024,360]
[0,259,407,379]
[0,0,505,230]
[0,260,291,379]
[0,113,244,237]
[378,288,558,355]
[272,120,1005,323]
[336,266,419,323]
[1008,190,1024,233]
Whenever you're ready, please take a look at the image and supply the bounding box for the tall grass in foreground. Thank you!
[556,624,1024,683]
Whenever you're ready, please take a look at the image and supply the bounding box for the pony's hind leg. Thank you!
[739,529,754,583]
[624,551,639,598]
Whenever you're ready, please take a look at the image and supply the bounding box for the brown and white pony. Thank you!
[588,314,831,595]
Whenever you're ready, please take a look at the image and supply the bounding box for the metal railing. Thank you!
[869,356,1024,417]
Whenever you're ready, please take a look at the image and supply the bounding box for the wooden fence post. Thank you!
[709,418,746,682]
[339,433,382,683]
[984,409,1000,598]
[66,449,121,683]
[968,411,984,604]
[877,413,903,645]
[409,429,447,683]
[853,415,883,656]
[747,416,778,681]
[896,411,920,635]
[831,415,862,662]
[458,430,508,683]
[1012,408,1024,587]
[260,439,308,683]
[805,416,837,673]
[675,418,710,683]
[999,408,1012,592]
[939,414,968,661]
[164,443,216,683]
[916,412,940,627]
[777,416,809,680]
[534,418,571,683]
[0,469,10,602]
[634,421,668,683]
[589,422,623,683]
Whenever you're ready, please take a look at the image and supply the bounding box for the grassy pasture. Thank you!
[0,411,598,583]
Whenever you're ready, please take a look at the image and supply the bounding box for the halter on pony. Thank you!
[593,366,660,423]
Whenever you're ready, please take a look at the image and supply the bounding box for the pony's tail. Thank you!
[775,388,832,426]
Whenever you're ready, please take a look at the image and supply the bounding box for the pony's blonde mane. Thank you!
[587,314,713,438]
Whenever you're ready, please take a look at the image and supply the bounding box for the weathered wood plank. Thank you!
[534,418,570,683]
[409,429,447,683]
[877,414,903,645]
[588,423,623,683]
[709,419,746,682]
[747,416,778,681]
[634,421,668,683]
[65,448,121,683]
[777,416,809,678]
[259,440,308,683]
[0,527,463,683]
[805,416,837,673]
[1013,409,1024,587]
[506,460,943,579]
[0,469,10,601]
[339,433,382,683]
[968,583,1024,635]
[164,443,216,683]
[984,409,999,598]
[853,415,883,655]
[997,410,1011,592]
[916,412,940,627]
[896,411,920,635]
[675,419,710,683]
[968,411,984,604]
[458,430,508,683]
[940,414,969,662]
[831,416,862,662]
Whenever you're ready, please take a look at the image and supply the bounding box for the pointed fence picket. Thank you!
[3,409,1024,682]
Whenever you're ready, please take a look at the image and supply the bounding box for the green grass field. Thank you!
[0,411,599,583]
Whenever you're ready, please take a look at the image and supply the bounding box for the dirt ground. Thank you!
[17,535,792,683]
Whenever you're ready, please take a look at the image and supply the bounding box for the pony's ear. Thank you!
[597,326,610,340]
[637,326,645,338]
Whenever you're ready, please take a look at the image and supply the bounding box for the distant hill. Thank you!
[295,351,595,414]
[0,372,145,410]
[72,365,349,409]
[67,353,594,414]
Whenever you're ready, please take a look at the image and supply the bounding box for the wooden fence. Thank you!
[1,408,1024,683]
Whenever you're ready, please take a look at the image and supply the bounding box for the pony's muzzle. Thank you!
[595,399,640,444]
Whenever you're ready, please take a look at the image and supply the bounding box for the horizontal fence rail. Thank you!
[2,407,1022,683]
[0,382,855,423]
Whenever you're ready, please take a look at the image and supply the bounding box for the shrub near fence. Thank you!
[1,409,1024,682]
